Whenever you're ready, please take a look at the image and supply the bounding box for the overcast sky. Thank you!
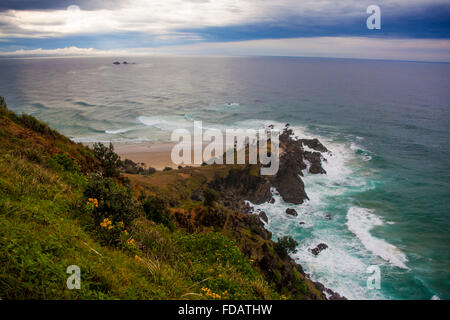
[0,0,449,61]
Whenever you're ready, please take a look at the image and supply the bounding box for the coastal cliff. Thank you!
[0,96,342,300]
[126,126,344,300]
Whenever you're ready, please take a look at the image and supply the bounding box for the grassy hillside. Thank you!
[0,97,323,300]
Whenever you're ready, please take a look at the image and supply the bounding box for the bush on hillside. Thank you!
[18,113,58,138]
[203,188,220,207]
[275,236,298,258]
[83,174,137,226]
[142,195,175,231]
[121,158,156,175]
[47,153,79,172]
[93,142,122,177]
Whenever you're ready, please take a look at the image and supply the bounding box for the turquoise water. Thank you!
[0,56,449,299]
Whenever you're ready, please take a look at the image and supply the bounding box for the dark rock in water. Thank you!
[326,288,347,300]
[272,150,309,204]
[325,214,332,220]
[311,243,328,256]
[259,211,268,224]
[300,138,328,153]
[113,61,120,65]
[123,61,128,64]
[303,151,326,174]
[286,208,298,216]
[209,123,327,207]
[299,222,305,225]
[271,126,312,204]
[269,197,275,204]
[313,282,347,300]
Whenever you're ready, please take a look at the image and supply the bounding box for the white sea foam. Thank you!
[347,206,409,270]
[105,128,133,134]
[138,115,193,131]
[350,142,372,161]
[249,190,385,300]
[71,135,152,144]
[243,121,403,299]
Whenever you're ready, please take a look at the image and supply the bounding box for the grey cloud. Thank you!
[0,0,130,11]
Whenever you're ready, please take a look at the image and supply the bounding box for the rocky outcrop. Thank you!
[209,124,328,207]
[311,243,328,256]
[271,150,309,204]
[173,205,327,300]
[169,123,342,299]
[300,138,328,153]
[271,125,326,203]
[259,211,269,224]
[286,208,298,216]
[313,282,347,300]
[303,151,327,174]
[209,166,272,212]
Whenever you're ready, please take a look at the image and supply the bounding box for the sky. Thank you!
[0,0,449,61]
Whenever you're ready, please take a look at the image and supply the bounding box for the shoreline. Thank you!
[112,141,216,170]
[114,141,179,170]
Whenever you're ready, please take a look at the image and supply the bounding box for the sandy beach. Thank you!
[114,142,179,170]
[114,141,219,170]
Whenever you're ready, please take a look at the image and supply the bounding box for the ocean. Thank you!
[0,56,449,299]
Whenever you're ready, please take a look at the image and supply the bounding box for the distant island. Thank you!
[113,61,136,65]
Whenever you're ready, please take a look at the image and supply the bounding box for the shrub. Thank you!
[142,195,175,231]
[83,174,137,226]
[18,113,57,138]
[163,166,172,171]
[24,147,43,164]
[93,142,122,177]
[203,188,220,207]
[175,231,253,275]
[121,158,149,175]
[275,236,298,258]
[47,153,79,172]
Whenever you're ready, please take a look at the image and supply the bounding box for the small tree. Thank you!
[93,142,122,177]
[83,174,137,226]
[142,196,175,231]
[275,236,298,258]
[203,188,220,207]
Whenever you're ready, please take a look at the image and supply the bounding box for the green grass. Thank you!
[0,151,280,299]
[1,100,315,300]
[0,102,281,299]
